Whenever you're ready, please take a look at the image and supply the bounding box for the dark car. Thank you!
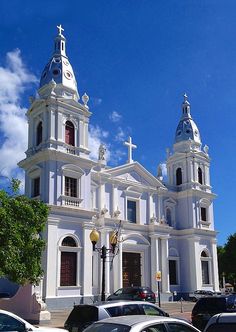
[192,294,236,331]
[107,286,156,303]
[64,300,169,332]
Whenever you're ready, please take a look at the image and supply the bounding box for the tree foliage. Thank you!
[218,233,236,287]
[0,179,49,285]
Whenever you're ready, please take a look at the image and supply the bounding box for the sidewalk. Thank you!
[40,301,194,328]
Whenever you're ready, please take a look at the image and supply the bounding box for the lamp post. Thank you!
[90,228,118,301]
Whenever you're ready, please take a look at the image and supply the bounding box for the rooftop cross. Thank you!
[183,93,188,103]
[124,136,137,163]
[57,24,64,36]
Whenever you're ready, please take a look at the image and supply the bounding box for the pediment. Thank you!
[103,162,166,189]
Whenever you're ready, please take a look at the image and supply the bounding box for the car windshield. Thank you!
[66,305,98,323]
[83,322,131,332]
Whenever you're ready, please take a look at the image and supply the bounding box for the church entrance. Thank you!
[122,252,141,287]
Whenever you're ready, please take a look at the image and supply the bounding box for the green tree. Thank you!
[218,233,236,288]
[0,179,49,285]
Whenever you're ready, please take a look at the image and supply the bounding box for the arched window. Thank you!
[201,250,210,285]
[36,122,42,146]
[166,208,172,226]
[62,236,76,247]
[176,168,182,186]
[65,120,75,146]
[198,167,203,184]
[60,236,77,286]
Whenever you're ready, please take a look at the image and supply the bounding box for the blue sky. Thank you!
[0,0,235,245]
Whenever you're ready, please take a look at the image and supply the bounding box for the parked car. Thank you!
[83,315,201,332]
[189,290,216,302]
[191,294,236,331]
[204,312,236,332]
[0,309,68,332]
[64,300,169,332]
[107,286,156,303]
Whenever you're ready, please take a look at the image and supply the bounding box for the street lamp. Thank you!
[90,228,119,301]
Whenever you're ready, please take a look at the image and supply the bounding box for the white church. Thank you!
[18,26,219,309]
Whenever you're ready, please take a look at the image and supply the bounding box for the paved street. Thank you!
[40,301,194,328]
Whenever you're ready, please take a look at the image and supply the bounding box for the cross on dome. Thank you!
[124,136,137,163]
[57,24,64,36]
[183,93,188,103]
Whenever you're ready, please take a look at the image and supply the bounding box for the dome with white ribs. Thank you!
[175,94,201,145]
[39,25,79,100]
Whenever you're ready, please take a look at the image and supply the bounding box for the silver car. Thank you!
[82,315,201,332]
[64,301,169,332]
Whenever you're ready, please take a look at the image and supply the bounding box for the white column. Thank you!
[111,185,118,217]
[82,226,93,296]
[148,193,153,222]
[28,118,33,148]
[192,160,196,182]
[100,229,111,297]
[79,120,84,147]
[45,218,58,297]
[98,183,105,211]
[157,191,163,222]
[204,165,210,186]
[113,241,123,291]
[150,236,160,292]
[187,237,201,290]
[211,239,220,291]
[57,112,63,142]
[43,110,48,142]
[161,236,170,293]
[84,122,88,149]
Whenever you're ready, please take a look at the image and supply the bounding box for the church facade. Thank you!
[19,27,220,309]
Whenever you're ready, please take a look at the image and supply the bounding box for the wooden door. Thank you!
[122,252,141,287]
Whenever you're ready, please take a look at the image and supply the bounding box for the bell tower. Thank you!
[19,26,95,208]
[166,94,216,230]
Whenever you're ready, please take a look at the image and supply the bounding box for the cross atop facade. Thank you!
[57,24,64,36]
[124,136,137,163]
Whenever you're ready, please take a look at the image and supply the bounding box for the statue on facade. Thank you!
[98,144,106,161]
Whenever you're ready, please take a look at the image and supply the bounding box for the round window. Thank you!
[64,70,73,79]
[54,58,61,63]
[63,60,69,66]
[53,69,60,76]
[177,130,182,136]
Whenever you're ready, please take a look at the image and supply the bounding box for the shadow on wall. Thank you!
[0,284,51,324]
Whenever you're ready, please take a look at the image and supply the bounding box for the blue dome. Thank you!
[39,27,79,100]
[175,94,201,145]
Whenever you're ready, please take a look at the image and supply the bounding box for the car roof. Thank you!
[91,315,189,326]
[207,312,236,325]
[74,300,158,308]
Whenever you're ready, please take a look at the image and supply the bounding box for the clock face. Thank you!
[64,70,73,80]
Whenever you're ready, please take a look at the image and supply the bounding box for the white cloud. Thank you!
[114,126,126,142]
[90,97,102,107]
[109,111,122,123]
[0,49,37,185]
[88,125,110,161]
